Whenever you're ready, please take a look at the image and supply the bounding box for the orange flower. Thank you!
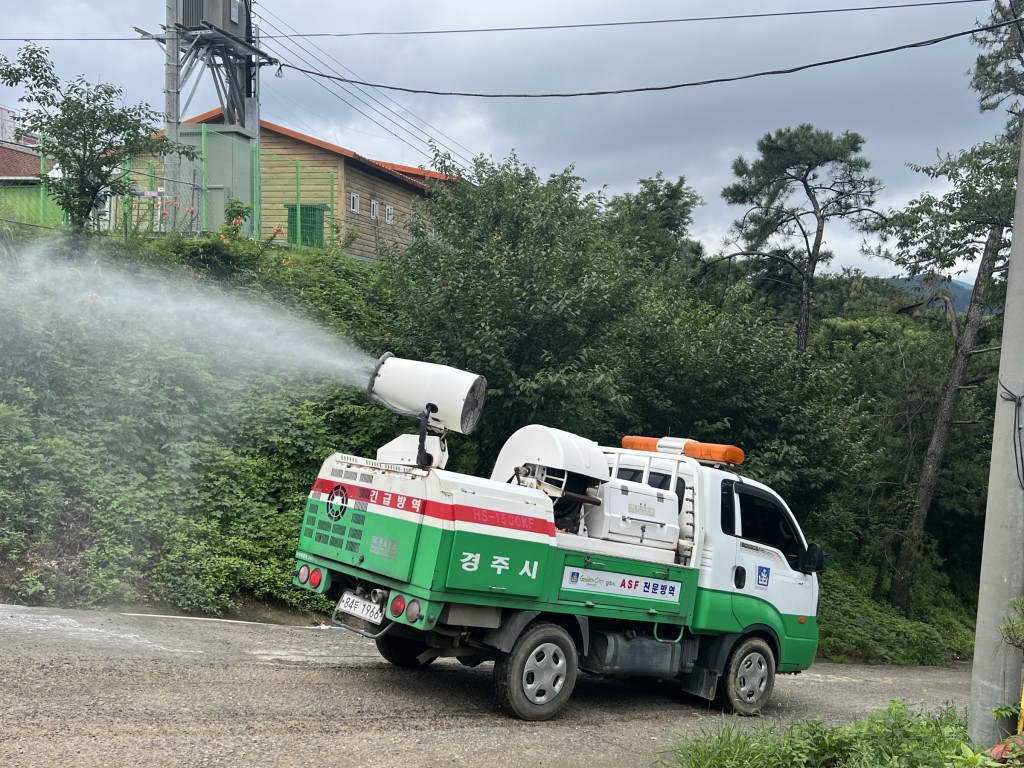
[219,234,230,245]
[273,225,283,235]
[186,205,195,213]
[161,210,169,218]
[281,258,292,267]
[174,201,181,207]
[232,218,243,227]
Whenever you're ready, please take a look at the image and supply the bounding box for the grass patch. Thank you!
[668,701,1002,768]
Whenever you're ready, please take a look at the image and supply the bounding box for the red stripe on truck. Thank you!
[311,477,555,537]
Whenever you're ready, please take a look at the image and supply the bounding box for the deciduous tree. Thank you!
[878,139,1014,613]
[604,172,704,268]
[379,152,642,466]
[0,44,192,230]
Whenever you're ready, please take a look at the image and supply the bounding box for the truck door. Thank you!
[729,483,817,628]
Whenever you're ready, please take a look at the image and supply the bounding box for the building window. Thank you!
[370,200,379,220]
[385,204,394,225]
[349,193,360,213]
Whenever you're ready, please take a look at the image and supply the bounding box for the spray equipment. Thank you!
[368,353,487,468]
[491,425,610,530]
[622,435,745,465]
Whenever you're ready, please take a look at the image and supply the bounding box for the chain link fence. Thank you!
[0,181,64,229]
[1,127,343,244]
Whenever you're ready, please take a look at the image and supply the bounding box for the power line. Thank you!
[257,7,475,162]
[256,34,437,167]
[262,0,993,38]
[251,7,475,167]
[0,0,991,42]
[277,17,1019,99]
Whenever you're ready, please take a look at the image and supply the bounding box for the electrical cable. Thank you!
[257,34,437,167]
[0,0,992,42]
[255,19,473,169]
[276,17,1021,99]
[252,10,449,166]
[261,86,391,141]
[999,379,1024,491]
[254,4,476,166]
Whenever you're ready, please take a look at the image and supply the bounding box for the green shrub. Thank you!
[669,702,994,768]
[818,567,949,664]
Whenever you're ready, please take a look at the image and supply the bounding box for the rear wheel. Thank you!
[375,633,436,669]
[715,636,775,715]
[494,622,578,721]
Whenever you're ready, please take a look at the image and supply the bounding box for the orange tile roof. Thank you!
[183,108,450,190]
[371,160,449,183]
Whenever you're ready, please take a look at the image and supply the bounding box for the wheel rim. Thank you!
[521,642,566,704]
[735,651,769,703]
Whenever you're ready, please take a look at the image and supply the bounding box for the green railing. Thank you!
[258,146,335,247]
[1,129,334,245]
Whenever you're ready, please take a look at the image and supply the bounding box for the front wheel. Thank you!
[494,622,578,721]
[715,636,775,715]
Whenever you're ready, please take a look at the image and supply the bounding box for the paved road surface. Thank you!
[0,604,970,767]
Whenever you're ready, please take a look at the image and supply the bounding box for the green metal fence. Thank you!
[2,129,335,245]
[0,182,64,228]
[257,146,336,247]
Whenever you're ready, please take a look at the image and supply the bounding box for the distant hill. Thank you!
[884,276,974,313]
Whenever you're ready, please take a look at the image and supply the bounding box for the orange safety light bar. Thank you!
[622,435,745,465]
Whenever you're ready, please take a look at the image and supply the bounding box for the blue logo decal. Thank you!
[570,571,580,584]
[756,565,771,589]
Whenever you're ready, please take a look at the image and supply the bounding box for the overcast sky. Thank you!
[0,0,1008,276]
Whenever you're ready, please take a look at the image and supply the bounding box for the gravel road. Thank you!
[0,604,970,768]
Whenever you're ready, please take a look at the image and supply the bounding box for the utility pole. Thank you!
[164,0,180,207]
[969,119,1024,746]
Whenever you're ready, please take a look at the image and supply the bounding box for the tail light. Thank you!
[309,568,323,589]
[405,599,422,623]
[296,564,310,584]
[390,594,406,616]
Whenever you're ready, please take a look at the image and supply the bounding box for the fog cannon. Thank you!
[367,353,487,468]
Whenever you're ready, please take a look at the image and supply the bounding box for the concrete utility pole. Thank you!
[969,121,1024,746]
[164,0,180,201]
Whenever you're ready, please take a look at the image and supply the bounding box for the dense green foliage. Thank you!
[669,701,1009,768]
[0,228,396,614]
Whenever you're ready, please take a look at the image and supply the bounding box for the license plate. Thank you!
[339,592,384,625]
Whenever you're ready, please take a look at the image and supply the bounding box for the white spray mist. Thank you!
[2,244,377,387]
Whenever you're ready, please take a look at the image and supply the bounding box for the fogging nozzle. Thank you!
[367,353,487,435]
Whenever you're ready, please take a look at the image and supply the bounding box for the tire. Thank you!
[715,636,775,716]
[494,622,578,721]
[375,633,436,669]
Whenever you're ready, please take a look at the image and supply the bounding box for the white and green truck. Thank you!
[293,354,825,720]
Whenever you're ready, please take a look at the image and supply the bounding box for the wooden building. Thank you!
[186,108,446,259]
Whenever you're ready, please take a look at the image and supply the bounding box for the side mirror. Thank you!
[800,543,828,575]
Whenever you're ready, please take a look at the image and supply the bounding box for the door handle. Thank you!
[734,566,746,589]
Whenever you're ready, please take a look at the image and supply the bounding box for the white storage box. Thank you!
[585,479,679,550]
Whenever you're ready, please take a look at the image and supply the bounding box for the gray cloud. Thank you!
[1,0,1006,275]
